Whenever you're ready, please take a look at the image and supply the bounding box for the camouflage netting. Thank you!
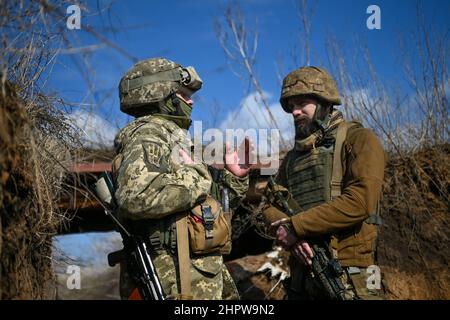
[0,82,73,299]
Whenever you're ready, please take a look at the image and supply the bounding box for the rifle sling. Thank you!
[176,214,193,299]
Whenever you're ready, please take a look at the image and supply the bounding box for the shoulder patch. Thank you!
[142,142,166,170]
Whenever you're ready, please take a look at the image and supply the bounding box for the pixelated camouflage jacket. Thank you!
[113,115,248,220]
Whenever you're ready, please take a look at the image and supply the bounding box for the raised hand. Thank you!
[224,136,255,177]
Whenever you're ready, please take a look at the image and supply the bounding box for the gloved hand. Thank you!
[272,218,313,266]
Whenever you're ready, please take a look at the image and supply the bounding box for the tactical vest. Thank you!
[286,142,334,210]
[286,124,343,210]
[285,121,382,225]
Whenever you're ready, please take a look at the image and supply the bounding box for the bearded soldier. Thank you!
[263,66,386,300]
[113,58,250,300]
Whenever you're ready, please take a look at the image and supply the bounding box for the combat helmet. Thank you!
[119,57,202,117]
[280,66,341,113]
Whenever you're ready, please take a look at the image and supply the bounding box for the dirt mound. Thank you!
[378,144,450,299]
[0,83,69,299]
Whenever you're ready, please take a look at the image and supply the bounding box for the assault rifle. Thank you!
[94,172,166,300]
[267,176,346,300]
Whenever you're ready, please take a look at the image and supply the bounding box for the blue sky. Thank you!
[53,231,122,268]
[45,0,450,146]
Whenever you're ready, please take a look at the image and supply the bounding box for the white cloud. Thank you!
[67,110,118,148]
[218,91,295,150]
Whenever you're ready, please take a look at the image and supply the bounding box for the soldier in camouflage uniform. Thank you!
[113,58,250,300]
[263,66,386,300]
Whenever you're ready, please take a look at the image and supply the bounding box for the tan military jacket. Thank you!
[264,127,386,267]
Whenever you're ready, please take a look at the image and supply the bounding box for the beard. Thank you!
[294,116,321,140]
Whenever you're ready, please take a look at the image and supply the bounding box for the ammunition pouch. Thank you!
[187,196,231,255]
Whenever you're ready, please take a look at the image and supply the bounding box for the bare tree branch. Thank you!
[215,3,289,150]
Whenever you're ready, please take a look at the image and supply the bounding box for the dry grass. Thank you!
[378,144,450,299]
[0,0,140,299]
[0,0,117,299]
[0,80,71,299]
